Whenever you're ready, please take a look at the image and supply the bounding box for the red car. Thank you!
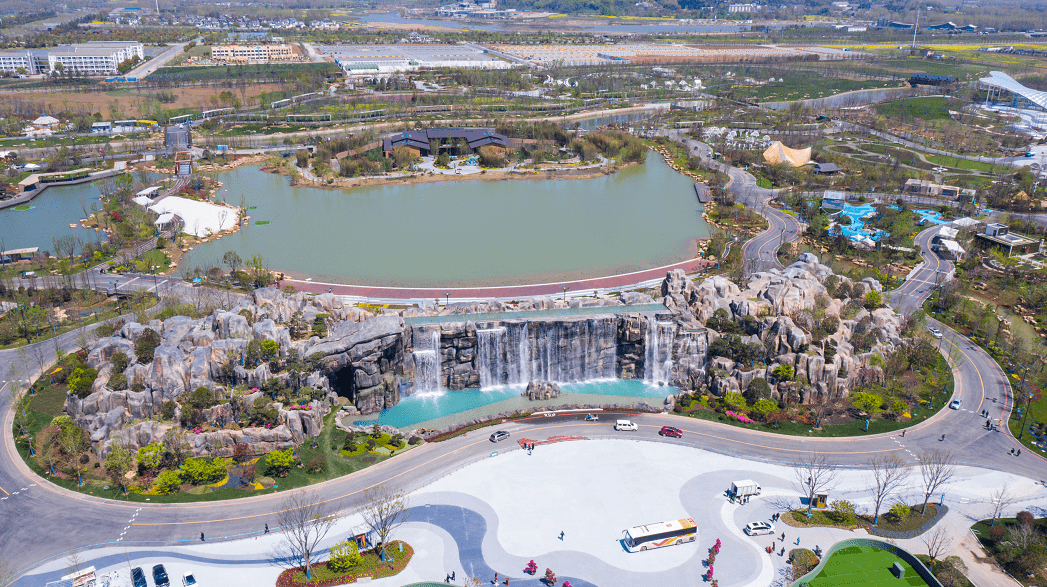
[659,426,683,438]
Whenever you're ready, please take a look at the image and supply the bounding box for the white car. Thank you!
[949,398,962,410]
[615,420,638,431]
[745,521,776,536]
[928,327,942,339]
[183,572,197,587]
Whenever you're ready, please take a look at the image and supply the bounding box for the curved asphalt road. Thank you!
[1,141,1045,584]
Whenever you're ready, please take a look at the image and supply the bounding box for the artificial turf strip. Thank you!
[806,546,929,587]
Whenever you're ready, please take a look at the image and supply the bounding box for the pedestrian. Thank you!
[780,532,785,541]
[1011,448,1015,455]
[446,574,450,583]
[796,537,800,545]
[504,579,509,586]
[1017,449,1022,456]
[452,571,456,581]
[200,532,205,542]
[494,572,498,583]
[264,523,269,534]
[902,428,905,437]
[780,547,785,556]
[560,531,565,540]
[771,541,775,552]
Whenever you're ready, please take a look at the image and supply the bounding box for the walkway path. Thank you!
[282,257,715,302]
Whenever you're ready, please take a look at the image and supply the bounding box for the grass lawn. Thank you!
[804,545,930,587]
[924,154,999,173]
[875,96,960,121]
[152,62,338,82]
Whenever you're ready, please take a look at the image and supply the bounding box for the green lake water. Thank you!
[183,151,710,287]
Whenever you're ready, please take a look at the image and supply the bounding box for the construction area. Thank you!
[314,44,510,74]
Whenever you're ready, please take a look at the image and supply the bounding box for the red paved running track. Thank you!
[281,257,714,300]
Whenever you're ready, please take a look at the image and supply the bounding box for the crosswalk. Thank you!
[891,437,918,462]
[0,483,37,502]
[117,508,143,542]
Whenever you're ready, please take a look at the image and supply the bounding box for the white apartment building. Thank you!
[43,42,144,75]
[0,51,34,75]
[728,3,757,12]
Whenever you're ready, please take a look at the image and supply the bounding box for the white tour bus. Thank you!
[624,518,697,552]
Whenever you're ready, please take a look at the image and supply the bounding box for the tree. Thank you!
[276,490,340,579]
[36,425,62,476]
[868,453,910,525]
[104,439,134,494]
[362,486,410,561]
[923,525,951,564]
[794,453,838,515]
[264,449,295,477]
[829,500,857,526]
[163,428,193,466]
[136,442,165,471]
[918,449,956,515]
[222,251,242,275]
[60,425,90,487]
[989,484,1014,527]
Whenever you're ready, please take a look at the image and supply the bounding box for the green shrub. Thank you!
[789,548,818,578]
[135,329,161,363]
[68,367,99,398]
[409,436,422,445]
[851,392,883,413]
[263,449,295,477]
[179,457,229,485]
[772,364,794,381]
[390,433,405,448]
[889,502,910,520]
[829,500,857,525]
[161,400,177,421]
[107,372,128,391]
[111,352,129,372]
[327,539,361,572]
[152,469,183,495]
[261,339,279,361]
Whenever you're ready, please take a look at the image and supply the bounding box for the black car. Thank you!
[131,567,148,587]
[153,564,171,587]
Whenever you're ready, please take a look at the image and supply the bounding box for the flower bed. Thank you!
[275,541,413,587]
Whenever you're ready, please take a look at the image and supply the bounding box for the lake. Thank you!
[183,151,710,287]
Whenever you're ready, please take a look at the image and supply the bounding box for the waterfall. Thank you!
[644,320,677,386]
[412,326,441,395]
[527,317,617,384]
[505,322,530,386]
[477,328,506,389]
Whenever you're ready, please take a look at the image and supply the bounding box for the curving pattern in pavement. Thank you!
[2,138,1047,586]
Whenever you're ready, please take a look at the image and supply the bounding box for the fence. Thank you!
[790,537,944,587]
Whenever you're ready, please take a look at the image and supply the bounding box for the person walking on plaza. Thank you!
[559,531,565,540]
[200,532,205,541]
[264,523,269,534]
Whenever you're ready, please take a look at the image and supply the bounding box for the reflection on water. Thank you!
[184,151,709,287]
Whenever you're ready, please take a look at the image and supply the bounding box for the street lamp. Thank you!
[445,292,449,306]
[1019,391,1034,440]
[562,286,568,301]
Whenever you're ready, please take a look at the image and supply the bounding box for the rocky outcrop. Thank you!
[524,381,561,401]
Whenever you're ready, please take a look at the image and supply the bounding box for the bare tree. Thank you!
[362,486,410,560]
[923,525,951,563]
[1009,518,1038,550]
[989,484,1014,527]
[918,449,956,515]
[0,557,18,587]
[868,453,911,525]
[276,490,340,580]
[794,453,839,515]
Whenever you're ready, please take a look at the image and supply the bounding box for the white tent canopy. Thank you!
[149,196,239,237]
[154,212,176,226]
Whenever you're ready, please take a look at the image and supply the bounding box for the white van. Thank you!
[615,419,638,431]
